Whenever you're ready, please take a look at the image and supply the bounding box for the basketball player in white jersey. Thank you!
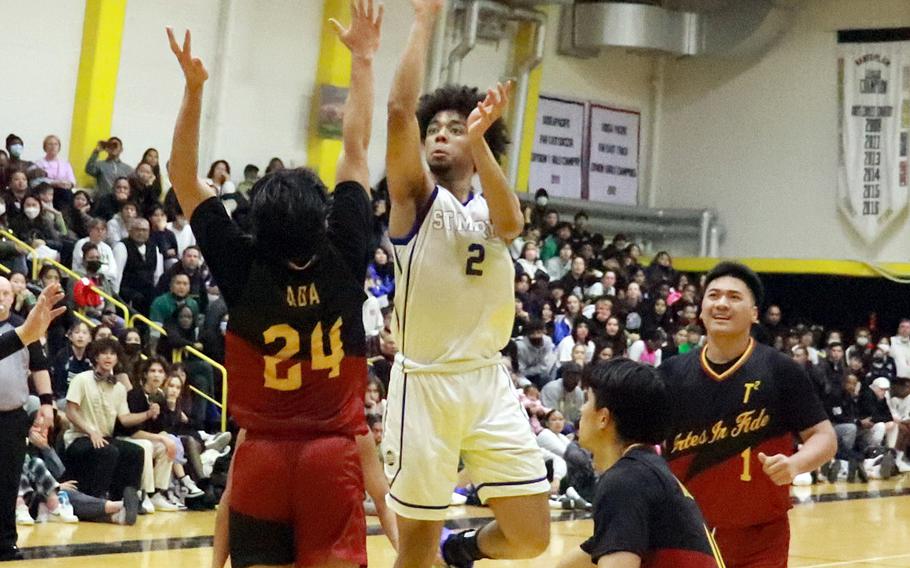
[383,1,550,567]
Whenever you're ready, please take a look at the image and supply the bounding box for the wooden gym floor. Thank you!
[8,476,910,567]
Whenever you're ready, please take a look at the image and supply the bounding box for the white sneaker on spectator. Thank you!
[38,502,78,523]
[198,431,213,442]
[898,459,910,474]
[204,432,232,452]
[450,492,467,506]
[140,492,155,515]
[15,505,33,526]
[180,476,205,498]
[150,492,180,512]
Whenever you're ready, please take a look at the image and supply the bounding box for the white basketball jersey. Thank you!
[392,186,514,374]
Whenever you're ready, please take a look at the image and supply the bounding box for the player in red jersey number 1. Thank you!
[660,263,836,568]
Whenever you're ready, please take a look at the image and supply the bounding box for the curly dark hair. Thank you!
[416,85,510,160]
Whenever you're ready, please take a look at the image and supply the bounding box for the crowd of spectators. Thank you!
[5,130,908,526]
[1,132,264,525]
[362,188,910,506]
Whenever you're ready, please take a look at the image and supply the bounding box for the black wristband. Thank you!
[38,394,54,406]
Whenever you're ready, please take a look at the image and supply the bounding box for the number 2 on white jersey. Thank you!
[263,318,344,390]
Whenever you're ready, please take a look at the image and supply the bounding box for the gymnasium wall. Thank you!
[655,0,910,261]
[0,0,85,158]
[0,1,654,194]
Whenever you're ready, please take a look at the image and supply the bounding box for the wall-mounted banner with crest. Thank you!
[837,29,910,242]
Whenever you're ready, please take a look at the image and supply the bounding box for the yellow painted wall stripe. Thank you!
[673,257,910,278]
[511,21,542,193]
[69,0,128,189]
[307,0,351,189]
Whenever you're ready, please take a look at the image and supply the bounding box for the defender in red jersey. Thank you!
[166,2,383,565]
[559,359,725,568]
[660,262,836,568]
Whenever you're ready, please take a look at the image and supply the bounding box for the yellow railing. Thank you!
[71,310,99,329]
[0,230,130,324]
[0,263,10,274]
[0,230,228,431]
[130,312,228,432]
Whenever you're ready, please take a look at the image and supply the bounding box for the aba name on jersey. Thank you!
[430,209,495,240]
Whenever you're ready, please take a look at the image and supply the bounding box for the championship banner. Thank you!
[837,33,910,242]
[529,96,586,199]
[587,103,640,205]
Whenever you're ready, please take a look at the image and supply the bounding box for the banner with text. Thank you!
[837,39,910,242]
[587,104,640,205]
[529,96,586,199]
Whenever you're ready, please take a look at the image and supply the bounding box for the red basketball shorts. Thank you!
[714,516,790,568]
[229,434,366,567]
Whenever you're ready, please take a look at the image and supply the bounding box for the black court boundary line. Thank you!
[16,487,910,561]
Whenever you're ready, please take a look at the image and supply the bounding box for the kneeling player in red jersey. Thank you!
[166,1,384,565]
[661,262,836,568]
[558,359,725,568]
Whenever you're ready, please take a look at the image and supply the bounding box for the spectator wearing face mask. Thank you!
[69,243,117,313]
[516,319,558,388]
[890,320,910,379]
[10,194,61,253]
[845,327,873,364]
[4,135,34,184]
[528,188,550,229]
[869,340,898,386]
[509,226,540,262]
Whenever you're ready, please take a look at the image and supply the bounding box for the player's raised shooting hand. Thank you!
[167,27,209,90]
[467,81,512,142]
[331,0,384,60]
[758,452,799,486]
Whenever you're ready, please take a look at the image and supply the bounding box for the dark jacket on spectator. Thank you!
[51,345,92,400]
[8,209,59,245]
[149,228,179,263]
[120,238,158,291]
[866,357,897,386]
[859,387,893,424]
[824,388,860,425]
[644,263,677,287]
[818,358,847,394]
[116,387,163,437]
[91,193,123,221]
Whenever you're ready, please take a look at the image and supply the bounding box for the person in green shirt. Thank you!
[148,273,198,351]
[540,221,572,262]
